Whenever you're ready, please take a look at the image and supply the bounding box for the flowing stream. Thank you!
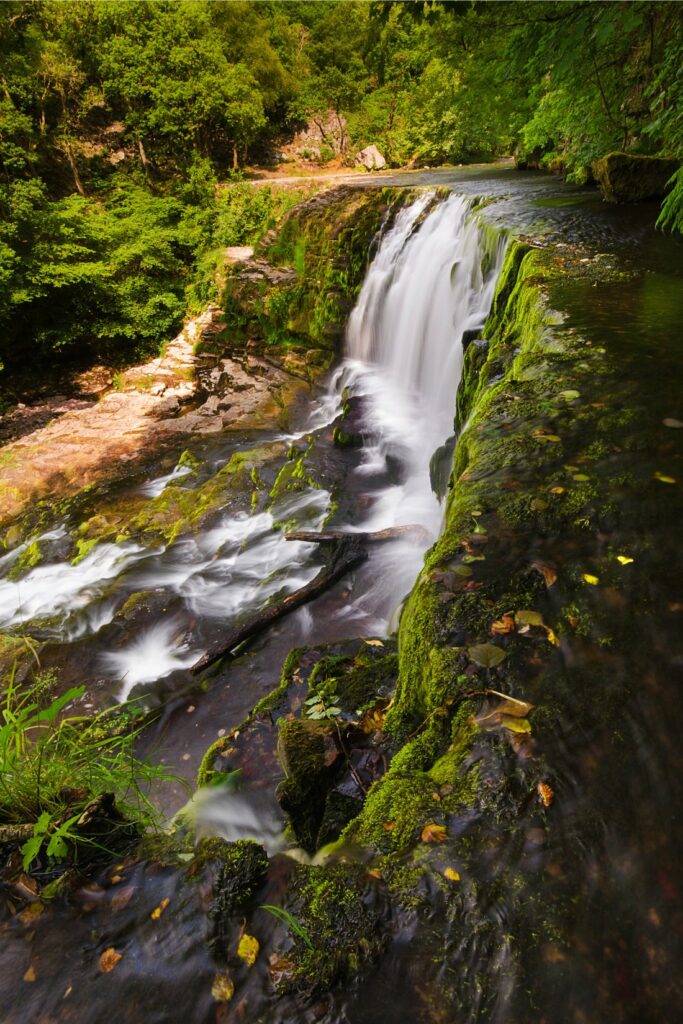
[0,192,503,708]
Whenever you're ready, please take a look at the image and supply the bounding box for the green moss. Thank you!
[276,861,384,993]
[6,540,42,580]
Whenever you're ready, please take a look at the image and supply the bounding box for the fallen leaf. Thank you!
[23,965,37,983]
[18,902,43,926]
[550,486,566,495]
[559,390,580,401]
[268,954,296,987]
[98,948,122,973]
[573,473,590,482]
[491,613,515,635]
[367,868,383,880]
[454,565,473,577]
[531,499,548,510]
[515,610,544,628]
[582,573,599,585]
[211,973,235,1002]
[531,561,558,587]
[421,823,447,843]
[546,627,560,647]
[365,639,384,647]
[484,689,534,716]
[383,820,396,832]
[468,643,506,668]
[110,875,123,885]
[237,933,259,968]
[443,867,461,882]
[499,715,532,734]
[663,418,683,428]
[150,897,170,921]
[654,472,677,484]
[110,886,135,913]
[616,554,634,565]
[537,782,555,807]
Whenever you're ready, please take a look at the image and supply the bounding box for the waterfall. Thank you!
[0,190,505,692]
[323,192,506,625]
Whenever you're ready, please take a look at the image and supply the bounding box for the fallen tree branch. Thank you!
[191,539,368,675]
[285,524,431,545]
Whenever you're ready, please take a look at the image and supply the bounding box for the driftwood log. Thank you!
[284,524,431,545]
[190,524,431,676]
[191,538,368,675]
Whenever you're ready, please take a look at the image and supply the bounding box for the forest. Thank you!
[1,0,681,377]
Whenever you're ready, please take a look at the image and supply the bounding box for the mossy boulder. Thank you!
[592,152,679,203]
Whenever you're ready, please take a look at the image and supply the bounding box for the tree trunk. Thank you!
[64,139,85,196]
[232,142,239,169]
[137,139,151,182]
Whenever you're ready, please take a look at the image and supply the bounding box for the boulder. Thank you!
[592,152,679,203]
[355,145,387,171]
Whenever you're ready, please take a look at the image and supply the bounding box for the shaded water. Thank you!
[2,167,683,1022]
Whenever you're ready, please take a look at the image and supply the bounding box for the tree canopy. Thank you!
[0,0,681,375]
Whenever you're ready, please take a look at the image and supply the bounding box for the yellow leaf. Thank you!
[515,610,544,627]
[383,820,396,832]
[582,573,599,585]
[99,948,122,973]
[616,555,634,565]
[421,823,447,843]
[491,613,515,634]
[538,782,554,807]
[364,639,384,647]
[499,715,531,734]
[367,868,383,880]
[237,933,259,968]
[443,867,461,882]
[654,472,676,484]
[550,486,565,494]
[150,897,170,920]
[23,965,37,983]
[211,973,235,1002]
[546,628,560,647]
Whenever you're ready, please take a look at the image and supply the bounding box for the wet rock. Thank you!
[333,394,367,448]
[592,152,679,203]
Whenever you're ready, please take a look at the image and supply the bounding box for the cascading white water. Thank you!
[313,191,506,626]
[0,190,504,701]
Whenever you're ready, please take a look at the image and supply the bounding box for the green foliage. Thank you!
[0,670,176,869]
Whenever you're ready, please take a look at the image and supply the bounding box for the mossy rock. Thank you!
[592,152,679,203]
[274,861,386,995]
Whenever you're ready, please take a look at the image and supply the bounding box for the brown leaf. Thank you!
[383,820,396,832]
[269,954,296,987]
[18,902,43,926]
[537,782,555,808]
[531,561,558,587]
[421,823,447,844]
[98,947,122,973]
[110,886,135,913]
[23,965,37,983]
[491,613,515,635]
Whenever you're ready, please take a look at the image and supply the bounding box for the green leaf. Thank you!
[468,643,506,668]
[21,834,45,872]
